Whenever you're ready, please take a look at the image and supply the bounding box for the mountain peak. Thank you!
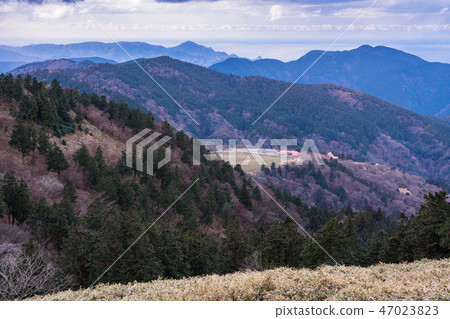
[176,41,206,49]
[210,45,444,116]
[1,40,235,69]
[180,40,199,46]
[356,44,373,50]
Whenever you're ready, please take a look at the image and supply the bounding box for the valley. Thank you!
[12,56,449,184]
[0,75,448,301]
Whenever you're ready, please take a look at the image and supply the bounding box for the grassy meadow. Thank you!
[216,149,296,173]
[30,258,449,301]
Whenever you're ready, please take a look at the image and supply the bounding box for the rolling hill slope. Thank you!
[1,75,448,301]
[13,57,450,183]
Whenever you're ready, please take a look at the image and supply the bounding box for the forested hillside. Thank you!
[210,45,450,117]
[0,75,448,300]
[255,159,441,216]
[13,57,450,183]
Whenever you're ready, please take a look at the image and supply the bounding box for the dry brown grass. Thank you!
[52,118,124,167]
[30,258,449,301]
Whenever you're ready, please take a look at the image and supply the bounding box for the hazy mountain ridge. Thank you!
[0,41,236,71]
[15,56,450,183]
[210,45,450,117]
[11,59,97,74]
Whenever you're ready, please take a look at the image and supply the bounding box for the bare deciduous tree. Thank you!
[0,243,73,300]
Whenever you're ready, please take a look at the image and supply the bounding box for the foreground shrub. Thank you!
[30,258,449,301]
[0,240,73,300]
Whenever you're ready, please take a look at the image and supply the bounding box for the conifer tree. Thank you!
[252,186,262,201]
[136,185,154,222]
[29,197,52,240]
[365,230,389,265]
[86,157,100,186]
[95,207,163,284]
[45,204,69,249]
[222,218,249,272]
[404,192,450,260]
[182,230,220,276]
[200,188,216,225]
[149,224,186,279]
[41,100,58,129]
[341,217,363,265]
[117,180,135,210]
[301,218,344,268]
[182,199,199,231]
[1,171,32,224]
[249,226,266,253]
[0,189,5,219]
[44,199,77,249]
[19,95,38,121]
[46,143,69,176]
[216,189,228,213]
[13,76,23,101]
[439,218,450,252]
[30,76,43,95]
[94,146,107,172]
[73,144,91,168]
[162,121,174,137]
[61,224,98,286]
[37,129,51,155]
[9,123,37,161]
[262,218,304,268]
[239,182,252,208]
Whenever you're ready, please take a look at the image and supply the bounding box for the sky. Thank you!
[0,0,449,62]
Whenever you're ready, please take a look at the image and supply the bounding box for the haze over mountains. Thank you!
[0,41,236,73]
[3,42,449,119]
[15,56,450,183]
[210,45,450,118]
[1,42,449,301]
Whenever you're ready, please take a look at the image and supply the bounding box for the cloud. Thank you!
[155,0,218,2]
[0,1,20,13]
[269,5,283,22]
[32,2,74,19]
[154,0,348,2]
[16,0,80,3]
[0,0,449,65]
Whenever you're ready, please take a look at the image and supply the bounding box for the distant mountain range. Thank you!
[15,56,450,183]
[210,45,450,118]
[4,42,449,118]
[0,41,236,73]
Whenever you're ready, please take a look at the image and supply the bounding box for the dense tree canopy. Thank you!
[0,74,448,295]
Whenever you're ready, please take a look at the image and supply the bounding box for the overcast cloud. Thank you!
[0,0,448,62]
